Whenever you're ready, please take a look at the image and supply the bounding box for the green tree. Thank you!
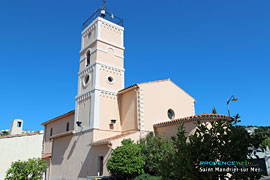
[133,174,161,180]
[107,139,145,180]
[5,158,47,180]
[212,107,217,114]
[263,138,270,148]
[159,115,264,180]
[138,132,174,176]
[254,126,270,148]
[0,130,9,136]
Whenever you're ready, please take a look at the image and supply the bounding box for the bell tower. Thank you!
[75,7,125,132]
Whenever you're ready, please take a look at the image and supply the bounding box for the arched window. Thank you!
[86,51,90,67]
[66,122,70,131]
[50,128,53,136]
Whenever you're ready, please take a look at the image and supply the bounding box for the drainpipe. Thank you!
[49,158,52,180]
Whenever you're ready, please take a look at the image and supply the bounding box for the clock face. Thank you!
[82,74,91,88]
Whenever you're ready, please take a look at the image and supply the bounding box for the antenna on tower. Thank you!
[101,0,106,17]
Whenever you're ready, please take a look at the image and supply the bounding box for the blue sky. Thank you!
[0,0,269,131]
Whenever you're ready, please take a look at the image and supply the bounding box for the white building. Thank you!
[0,119,44,180]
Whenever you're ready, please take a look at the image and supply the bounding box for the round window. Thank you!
[168,109,175,120]
[107,76,114,84]
[83,74,90,87]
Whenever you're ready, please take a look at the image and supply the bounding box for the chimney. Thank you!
[9,119,23,135]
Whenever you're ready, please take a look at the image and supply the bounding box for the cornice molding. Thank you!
[82,19,98,36]
[76,88,117,103]
[96,47,124,59]
[78,62,124,77]
[79,65,94,78]
[97,38,125,50]
[99,62,124,73]
[76,91,91,103]
[97,17,124,31]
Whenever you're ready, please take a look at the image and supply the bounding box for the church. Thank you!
[41,7,230,180]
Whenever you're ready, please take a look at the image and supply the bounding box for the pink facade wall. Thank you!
[43,114,74,154]
[119,88,138,132]
[51,131,112,178]
[155,120,212,140]
[139,80,195,132]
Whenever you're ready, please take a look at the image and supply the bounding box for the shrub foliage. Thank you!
[5,158,47,180]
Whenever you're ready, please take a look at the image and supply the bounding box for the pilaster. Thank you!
[90,90,101,129]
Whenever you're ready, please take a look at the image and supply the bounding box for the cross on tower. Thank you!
[102,0,106,10]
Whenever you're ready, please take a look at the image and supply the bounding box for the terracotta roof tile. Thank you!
[42,153,51,159]
[90,130,139,146]
[0,131,43,139]
[154,113,232,128]
[42,110,75,125]
[50,130,74,140]
[118,84,138,94]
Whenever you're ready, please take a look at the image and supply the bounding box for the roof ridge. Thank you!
[137,78,170,85]
[154,113,232,128]
[118,79,171,94]
[50,130,74,140]
[91,130,139,145]
[0,131,42,139]
[42,110,75,125]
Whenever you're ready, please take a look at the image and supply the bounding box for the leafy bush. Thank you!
[5,158,47,180]
[133,174,161,180]
[107,139,144,180]
[138,133,174,176]
[159,115,264,180]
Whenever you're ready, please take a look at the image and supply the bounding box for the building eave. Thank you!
[154,113,232,128]
[0,131,43,139]
[42,110,75,126]
[42,153,52,160]
[50,130,74,140]
[118,84,138,95]
[89,130,139,146]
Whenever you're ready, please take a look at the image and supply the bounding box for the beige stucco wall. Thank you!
[79,72,94,95]
[92,129,121,142]
[138,80,195,132]
[118,89,138,132]
[99,67,123,92]
[110,131,141,149]
[51,131,112,178]
[99,22,122,46]
[83,27,97,48]
[0,133,43,180]
[96,41,124,68]
[98,94,121,132]
[77,98,91,129]
[44,114,74,154]
[50,130,143,179]
[155,120,212,140]
[79,42,97,71]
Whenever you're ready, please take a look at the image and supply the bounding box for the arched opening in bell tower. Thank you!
[86,50,91,67]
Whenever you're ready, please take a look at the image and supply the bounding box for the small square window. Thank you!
[111,120,116,124]
[17,122,22,127]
